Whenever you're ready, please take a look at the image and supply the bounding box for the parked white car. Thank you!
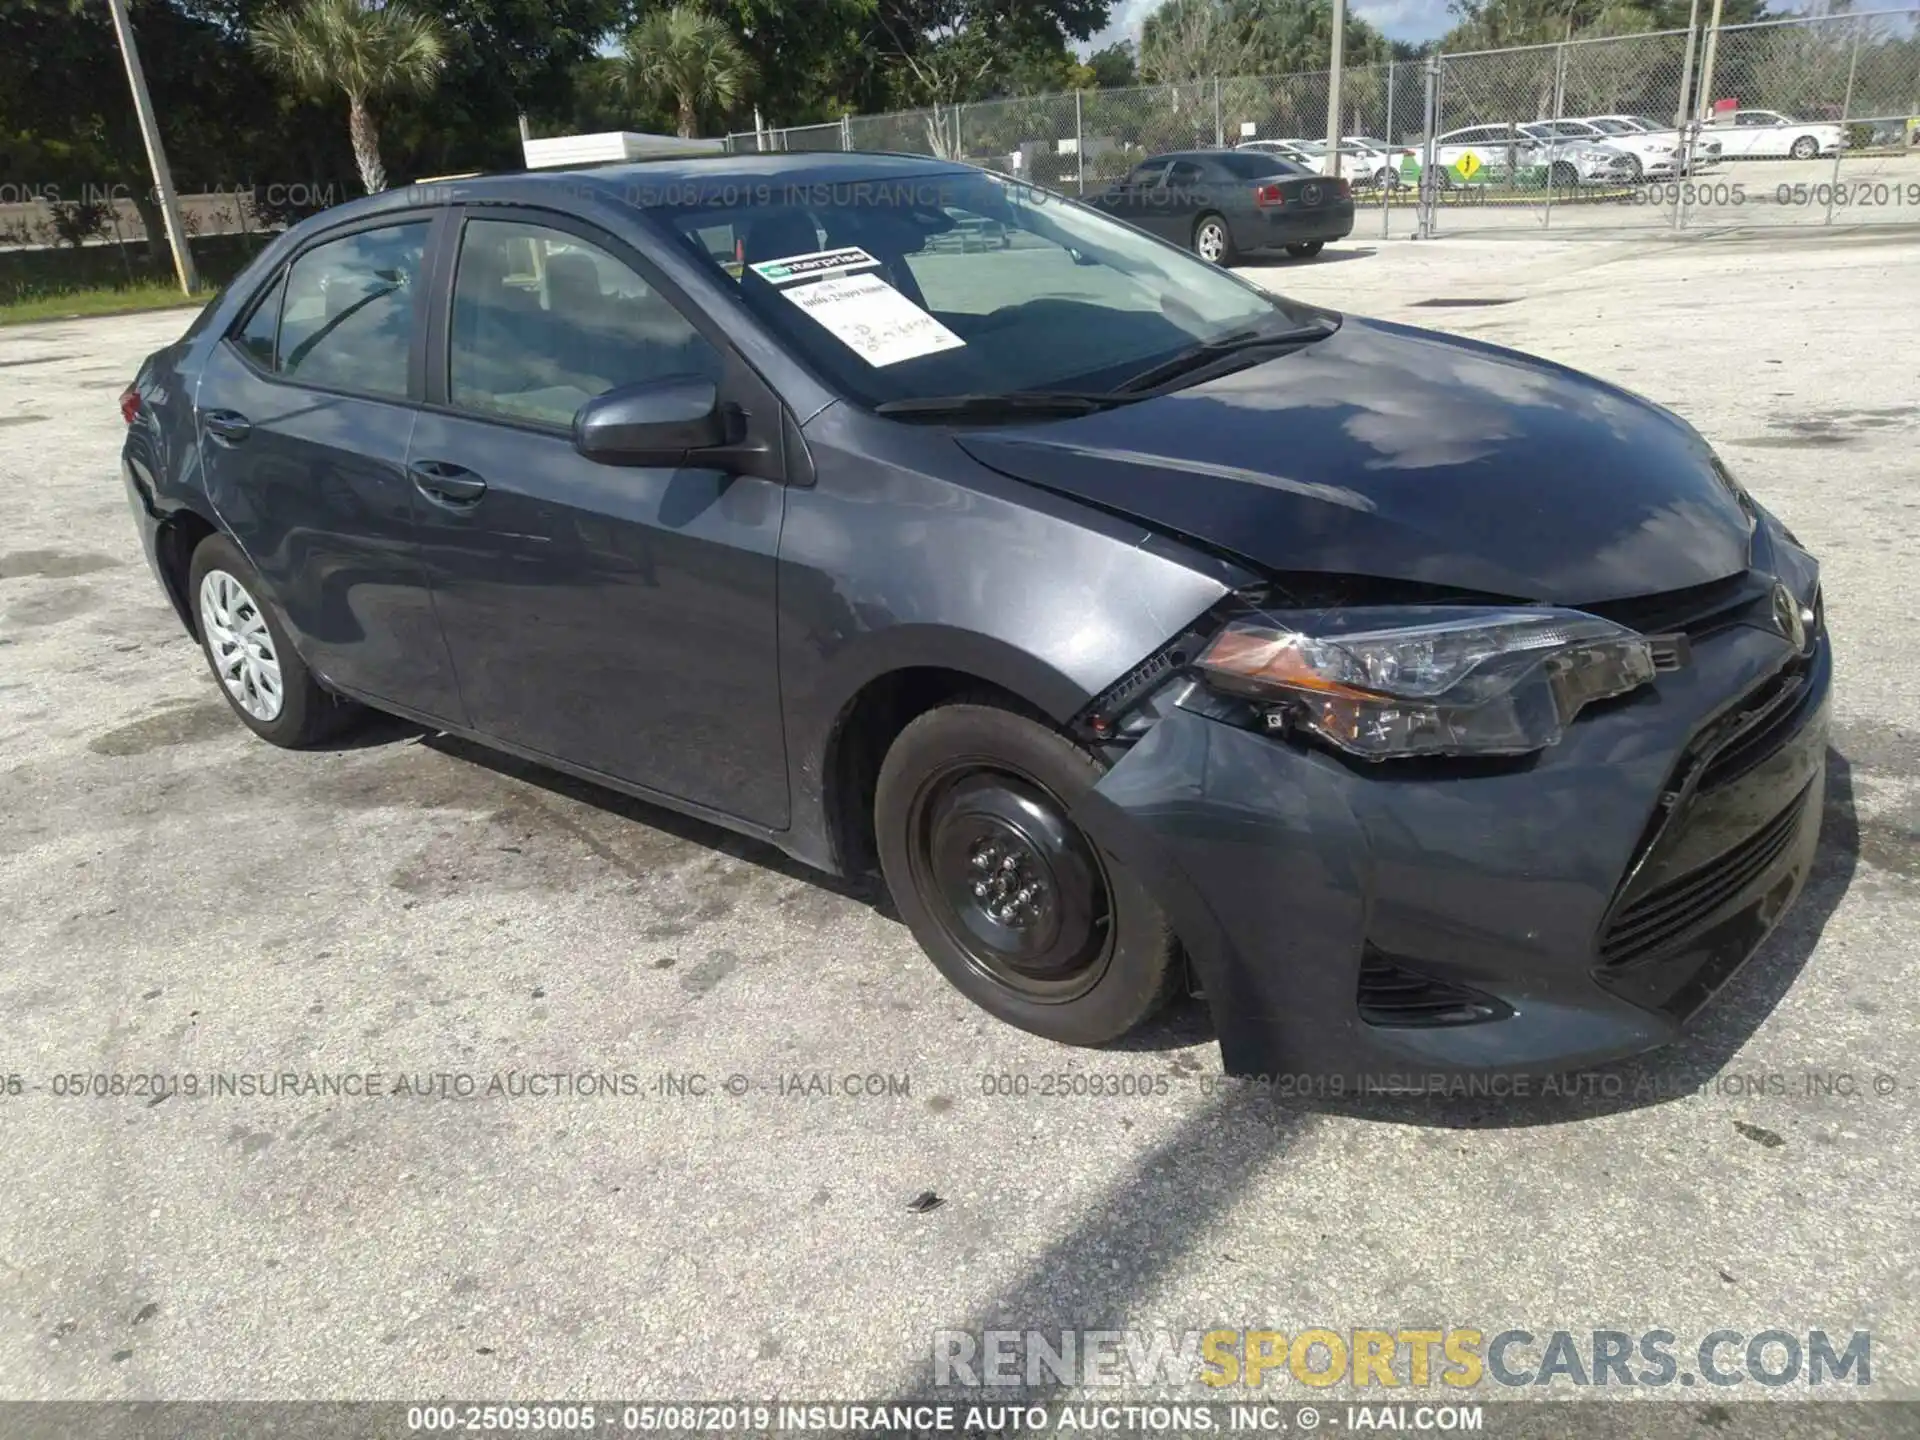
[1703,109,1846,160]
[1431,123,1635,187]
[1300,136,1420,188]
[1584,114,1723,171]
[1514,122,1640,185]
[1529,117,1677,180]
[1234,138,1315,167]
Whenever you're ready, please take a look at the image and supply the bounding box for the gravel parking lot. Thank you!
[1,227,1916,1407]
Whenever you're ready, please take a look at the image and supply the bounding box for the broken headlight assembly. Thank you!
[1195,607,1659,761]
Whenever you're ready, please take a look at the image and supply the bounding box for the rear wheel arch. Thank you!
[154,506,221,638]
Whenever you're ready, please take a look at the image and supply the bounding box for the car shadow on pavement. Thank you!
[1302,746,1861,1130]
[418,731,882,905]
[1239,244,1377,269]
[887,1082,1319,1404]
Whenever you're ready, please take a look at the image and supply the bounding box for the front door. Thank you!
[408,210,789,827]
[197,215,465,722]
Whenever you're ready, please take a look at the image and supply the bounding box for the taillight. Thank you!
[1255,183,1286,207]
[119,385,141,425]
[1336,178,1352,199]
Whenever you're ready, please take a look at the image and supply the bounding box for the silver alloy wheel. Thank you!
[198,568,284,722]
[1195,219,1227,263]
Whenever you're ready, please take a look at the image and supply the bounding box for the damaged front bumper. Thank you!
[1073,615,1831,1082]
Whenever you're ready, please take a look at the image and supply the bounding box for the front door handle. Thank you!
[408,460,488,505]
[204,410,252,443]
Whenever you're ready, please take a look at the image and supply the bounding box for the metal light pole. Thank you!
[1698,0,1727,123]
[1325,0,1347,178]
[1674,0,1703,133]
[1672,0,1703,230]
[106,0,195,295]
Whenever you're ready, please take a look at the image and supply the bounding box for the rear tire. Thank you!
[874,701,1180,1047]
[188,533,361,748]
[1285,240,1325,259]
[1192,213,1235,265]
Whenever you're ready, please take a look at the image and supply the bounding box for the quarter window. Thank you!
[276,222,427,398]
[448,219,723,428]
[233,271,286,368]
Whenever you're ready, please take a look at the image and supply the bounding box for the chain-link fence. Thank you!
[727,5,1919,241]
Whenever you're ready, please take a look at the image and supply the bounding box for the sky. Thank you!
[1083,0,1461,50]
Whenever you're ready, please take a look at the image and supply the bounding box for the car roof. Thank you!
[290,150,978,229]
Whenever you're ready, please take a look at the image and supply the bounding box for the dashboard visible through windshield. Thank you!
[648,169,1327,410]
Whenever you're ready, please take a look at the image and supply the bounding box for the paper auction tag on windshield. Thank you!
[781,272,966,368]
[748,246,881,285]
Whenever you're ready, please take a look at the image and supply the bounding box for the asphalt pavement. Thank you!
[0,225,1915,1405]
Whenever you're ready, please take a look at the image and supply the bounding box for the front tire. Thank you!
[1285,240,1325,259]
[874,702,1179,1047]
[1192,213,1234,265]
[1790,135,1820,160]
[188,533,360,748]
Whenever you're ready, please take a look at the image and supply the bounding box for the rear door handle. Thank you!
[204,410,252,443]
[408,459,488,505]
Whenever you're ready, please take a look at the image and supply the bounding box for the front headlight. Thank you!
[1196,607,1657,761]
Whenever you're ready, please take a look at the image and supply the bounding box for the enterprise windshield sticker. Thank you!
[780,273,966,367]
[748,246,882,285]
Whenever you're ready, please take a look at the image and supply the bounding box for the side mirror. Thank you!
[573,376,726,466]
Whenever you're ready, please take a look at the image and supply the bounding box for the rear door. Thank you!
[1095,159,1170,230]
[195,213,465,722]
[1140,159,1208,242]
[404,207,790,826]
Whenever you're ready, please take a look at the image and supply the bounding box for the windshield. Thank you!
[1589,118,1634,135]
[1628,117,1665,131]
[647,167,1321,410]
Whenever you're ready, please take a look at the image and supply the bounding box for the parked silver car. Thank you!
[1515,122,1640,186]
[1585,114,1723,173]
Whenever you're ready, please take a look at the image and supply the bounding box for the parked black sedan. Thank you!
[1088,149,1356,263]
[119,152,1827,1082]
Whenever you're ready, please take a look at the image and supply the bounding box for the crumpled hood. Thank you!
[956,316,1752,604]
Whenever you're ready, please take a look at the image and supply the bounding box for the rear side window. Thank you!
[1213,152,1303,179]
[233,272,286,368]
[275,222,428,399]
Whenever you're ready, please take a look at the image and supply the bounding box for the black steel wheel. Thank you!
[875,701,1179,1045]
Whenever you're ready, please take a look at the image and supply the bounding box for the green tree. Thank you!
[1085,39,1139,87]
[616,4,757,138]
[251,0,449,194]
[1141,0,1386,83]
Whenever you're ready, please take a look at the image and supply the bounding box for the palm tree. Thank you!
[251,0,447,195]
[617,4,755,140]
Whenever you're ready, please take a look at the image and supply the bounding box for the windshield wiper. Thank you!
[1114,317,1339,394]
[873,390,1137,420]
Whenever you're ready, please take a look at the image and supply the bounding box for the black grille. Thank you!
[1696,658,1815,791]
[1599,789,1808,970]
[1358,952,1509,1027]
[1580,571,1766,639]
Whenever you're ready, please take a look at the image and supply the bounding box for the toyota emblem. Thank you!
[1772,583,1806,651]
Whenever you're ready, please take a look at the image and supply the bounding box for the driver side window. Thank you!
[448,218,723,428]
